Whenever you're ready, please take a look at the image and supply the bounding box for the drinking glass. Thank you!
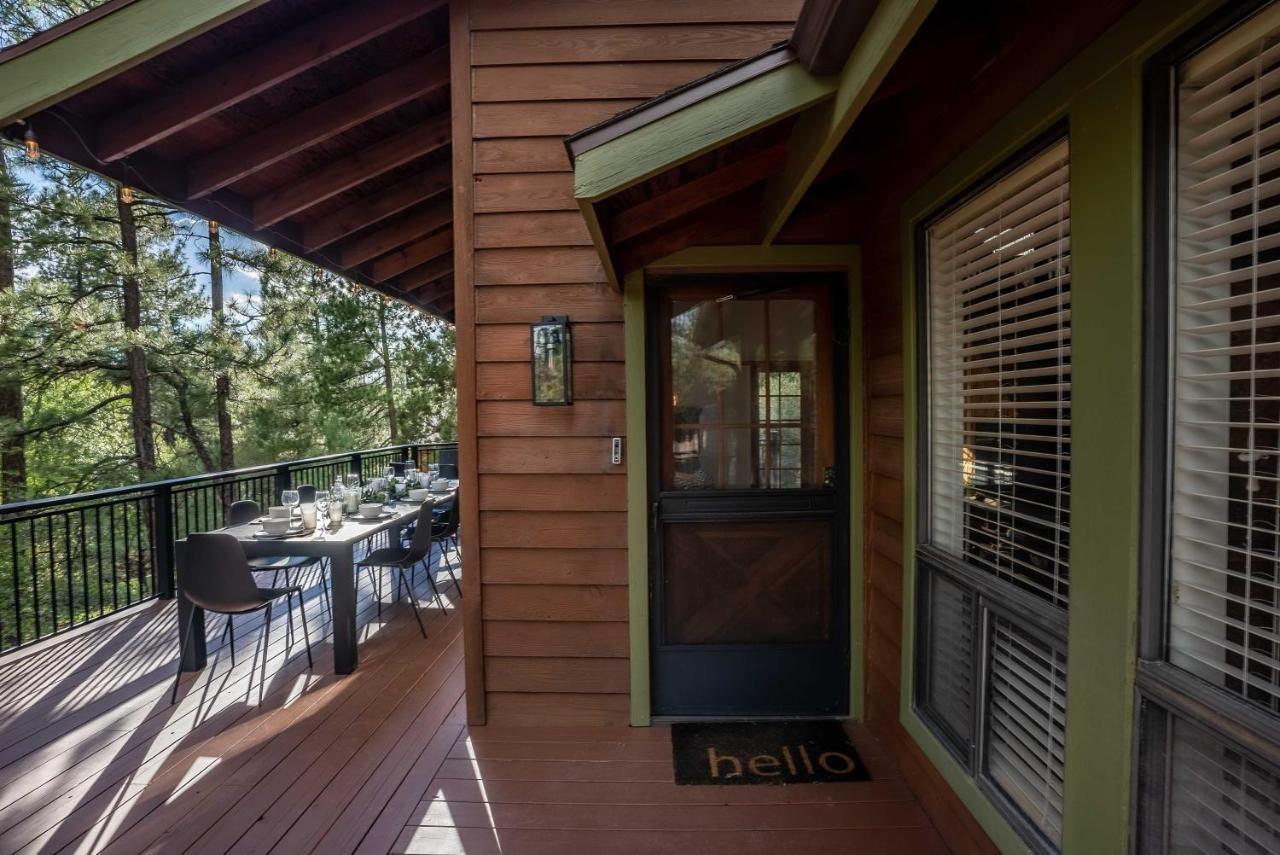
[315,491,330,537]
[384,465,395,481]
[344,473,361,490]
[281,489,300,525]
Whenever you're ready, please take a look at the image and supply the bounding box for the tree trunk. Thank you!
[0,151,24,502]
[376,298,399,444]
[118,188,156,475]
[209,223,234,470]
[173,378,215,471]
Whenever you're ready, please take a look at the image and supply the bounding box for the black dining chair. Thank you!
[297,484,317,504]
[390,461,408,478]
[431,491,462,596]
[227,500,330,620]
[356,499,436,637]
[437,463,458,479]
[172,532,312,704]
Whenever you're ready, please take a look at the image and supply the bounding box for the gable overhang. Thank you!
[0,0,456,320]
[567,0,934,289]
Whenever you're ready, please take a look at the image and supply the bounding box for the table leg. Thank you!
[177,593,206,671]
[331,548,358,674]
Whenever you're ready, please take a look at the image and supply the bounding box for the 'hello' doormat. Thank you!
[671,721,871,786]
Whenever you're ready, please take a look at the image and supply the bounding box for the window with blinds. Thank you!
[916,137,1073,853]
[1171,2,1280,717]
[985,617,1068,849]
[926,139,1072,610]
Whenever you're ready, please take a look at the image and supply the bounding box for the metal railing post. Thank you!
[154,484,175,599]
[274,463,291,503]
[351,452,363,480]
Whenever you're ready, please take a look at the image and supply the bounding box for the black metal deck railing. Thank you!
[0,441,457,654]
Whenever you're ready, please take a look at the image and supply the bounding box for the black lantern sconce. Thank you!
[530,315,573,406]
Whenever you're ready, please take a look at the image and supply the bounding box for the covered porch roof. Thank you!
[0,0,456,320]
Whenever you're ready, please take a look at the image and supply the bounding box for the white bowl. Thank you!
[358,503,383,518]
[408,488,431,502]
[268,506,290,519]
[261,518,291,535]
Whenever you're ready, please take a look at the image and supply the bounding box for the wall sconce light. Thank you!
[530,315,572,406]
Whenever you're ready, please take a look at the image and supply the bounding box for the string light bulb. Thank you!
[22,126,38,161]
[120,185,134,204]
[267,247,279,260]
[208,220,219,237]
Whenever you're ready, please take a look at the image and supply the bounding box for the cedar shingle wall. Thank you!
[465,0,800,726]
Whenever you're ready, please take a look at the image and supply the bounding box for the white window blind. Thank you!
[1172,3,1280,716]
[923,572,975,751]
[985,617,1068,848]
[1168,715,1280,854]
[927,139,1072,609]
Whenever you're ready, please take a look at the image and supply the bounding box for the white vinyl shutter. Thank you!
[927,139,1072,609]
[1171,3,1280,716]
[985,616,1068,848]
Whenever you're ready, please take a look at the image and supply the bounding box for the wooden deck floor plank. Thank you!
[421,776,919,806]
[391,825,951,855]
[287,667,465,854]
[409,798,932,831]
[224,624,465,853]
[350,723,467,855]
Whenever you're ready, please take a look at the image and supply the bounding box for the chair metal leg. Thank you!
[228,615,236,667]
[171,607,197,705]
[260,603,272,703]
[296,591,314,669]
[284,591,295,649]
[375,567,383,618]
[399,568,427,639]
[422,560,447,614]
[442,549,460,596]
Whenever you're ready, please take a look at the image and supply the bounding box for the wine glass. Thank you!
[315,491,330,538]
[344,473,361,491]
[281,489,300,526]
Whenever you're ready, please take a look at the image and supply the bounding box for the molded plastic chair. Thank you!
[356,500,436,637]
[431,491,462,596]
[227,500,329,618]
[437,463,458,479]
[390,461,408,477]
[297,484,317,504]
[172,532,311,704]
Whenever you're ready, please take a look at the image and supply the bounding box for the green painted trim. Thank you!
[897,0,1225,852]
[579,198,622,289]
[0,0,269,127]
[573,63,835,203]
[760,0,934,245]
[623,271,651,727]
[624,244,863,724]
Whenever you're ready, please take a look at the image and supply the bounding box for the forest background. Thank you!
[0,0,458,504]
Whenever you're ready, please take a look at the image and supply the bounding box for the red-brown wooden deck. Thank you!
[0,556,948,854]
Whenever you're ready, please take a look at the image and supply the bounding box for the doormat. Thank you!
[672,721,870,786]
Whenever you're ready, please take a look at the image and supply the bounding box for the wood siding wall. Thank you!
[460,0,800,725]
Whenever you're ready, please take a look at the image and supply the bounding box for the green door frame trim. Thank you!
[624,244,863,727]
[898,0,1224,852]
[0,0,270,128]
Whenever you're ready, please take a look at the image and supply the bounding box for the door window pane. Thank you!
[665,288,830,490]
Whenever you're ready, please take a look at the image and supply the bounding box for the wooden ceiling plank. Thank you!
[96,0,446,162]
[340,200,452,268]
[252,113,450,228]
[608,143,786,244]
[187,48,450,198]
[302,160,451,251]
[416,277,454,308]
[397,253,454,291]
[371,227,453,281]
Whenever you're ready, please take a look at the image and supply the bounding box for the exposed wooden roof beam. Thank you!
[253,113,450,228]
[760,0,933,243]
[397,253,454,292]
[339,200,451,268]
[96,0,445,162]
[301,160,451,251]
[187,48,449,198]
[609,143,786,244]
[371,228,452,282]
[415,276,454,308]
[791,0,879,74]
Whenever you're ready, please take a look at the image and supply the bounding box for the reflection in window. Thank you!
[666,292,826,490]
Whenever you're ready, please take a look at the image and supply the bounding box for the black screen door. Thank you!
[648,274,850,717]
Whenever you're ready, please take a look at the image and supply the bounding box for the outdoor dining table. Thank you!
[174,491,457,676]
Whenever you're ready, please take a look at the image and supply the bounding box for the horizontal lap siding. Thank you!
[468,0,799,725]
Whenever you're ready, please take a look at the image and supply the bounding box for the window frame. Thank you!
[912,123,1074,855]
[1138,0,1280,850]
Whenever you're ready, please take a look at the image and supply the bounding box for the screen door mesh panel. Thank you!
[1168,715,1280,854]
[1171,4,1280,716]
[922,570,976,756]
[984,615,1068,847]
[926,139,1072,609]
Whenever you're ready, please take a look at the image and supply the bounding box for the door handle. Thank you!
[824,466,836,488]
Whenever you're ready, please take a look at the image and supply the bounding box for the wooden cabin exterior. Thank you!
[3,0,1280,852]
